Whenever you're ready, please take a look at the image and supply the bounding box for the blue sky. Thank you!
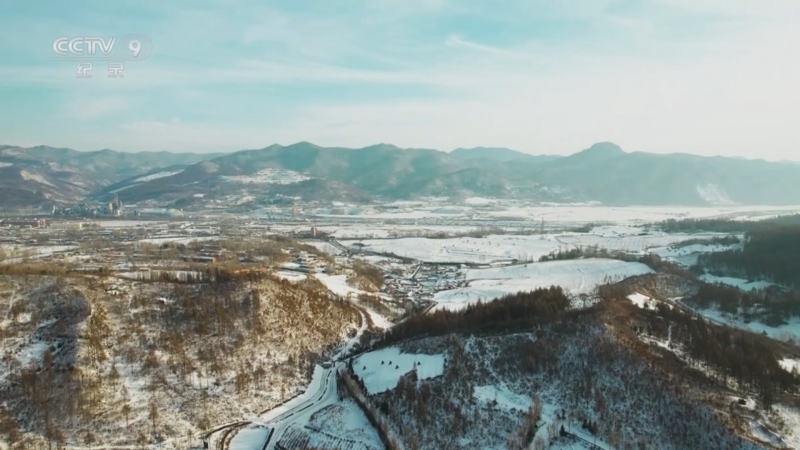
[1,0,798,159]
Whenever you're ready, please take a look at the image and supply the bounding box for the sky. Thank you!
[0,0,798,159]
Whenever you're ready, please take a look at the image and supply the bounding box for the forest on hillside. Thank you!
[659,214,800,233]
[698,225,800,288]
[380,287,571,345]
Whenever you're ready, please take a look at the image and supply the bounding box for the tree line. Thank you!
[658,214,800,234]
[688,282,800,326]
[380,287,570,345]
[698,224,800,288]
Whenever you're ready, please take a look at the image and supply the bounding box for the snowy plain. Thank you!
[316,204,800,224]
[348,228,737,264]
[433,259,654,311]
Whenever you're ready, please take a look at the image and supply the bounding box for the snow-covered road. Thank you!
[260,363,340,449]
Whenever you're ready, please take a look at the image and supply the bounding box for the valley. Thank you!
[2,208,800,449]
[5,0,800,447]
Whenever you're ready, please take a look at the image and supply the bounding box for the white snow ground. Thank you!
[778,358,800,374]
[229,426,271,450]
[434,259,654,311]
[350,235,563,263]
[774,405,800,449]
[627,293,658,311]
[699,274,774,291]
[136,170,183,182]
[353,347,445,394]
[350,230,734,264]
[222,168,310,184]
[314,274,375,299]
[649,242,742,267]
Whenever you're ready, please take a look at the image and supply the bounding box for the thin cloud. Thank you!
[444,35,523,59]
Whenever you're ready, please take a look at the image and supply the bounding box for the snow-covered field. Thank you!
[353,347,445,394]
[649,242,742,267]
[433,259,654,311]
[699,274,774,291]
[348,228,734,264]
[557,225,734,253]
[314,204,800,224]
[350,235,564,263]
[222,168,310,184]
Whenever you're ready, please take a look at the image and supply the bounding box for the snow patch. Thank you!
[699,274,773,291]
[223,168,310,185]
[627,292,658,310]
[778,358,800,374]
[20,170,55,187]
[136,170,183,182]
[353,347,445,394]
[109,183,141,194]
[696,183,735,205]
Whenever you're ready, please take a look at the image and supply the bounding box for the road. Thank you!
[261,362,340,450]
[213,257,377,450]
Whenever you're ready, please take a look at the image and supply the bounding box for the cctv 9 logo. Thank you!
[52,34,152,61]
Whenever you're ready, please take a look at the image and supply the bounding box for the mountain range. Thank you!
[2,142,800,209]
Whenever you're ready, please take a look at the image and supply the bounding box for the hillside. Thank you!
[0,271,361,448]
[340,284,800,449]
[522,143,800,205]
[0,146,220,208]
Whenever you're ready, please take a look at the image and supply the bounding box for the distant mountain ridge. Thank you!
[0,145,223,208]
[3,142,800,208]
[450,147,560,163]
